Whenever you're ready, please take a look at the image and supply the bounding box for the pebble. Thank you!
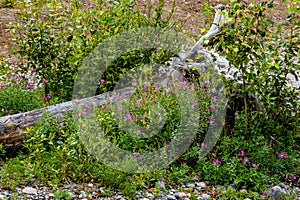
[178,192,187,198]
[186,183,195,188]
[196,182,207,188]
[22,187,37,195]
[166,195,176,200]
[201,193,211,199]
[88,183,94,188]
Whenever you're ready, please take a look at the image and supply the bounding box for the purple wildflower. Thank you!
[213,96,218,103]
[126,112,134,122]
[243,157,249,164]
[213,159,221,165]
[181,81,188,90]
[278,152,288,159]
[27,82,34,89]
[238,150,245,157]
[252,163,259,168]
[291,174,297,181]
[261,193,267,199]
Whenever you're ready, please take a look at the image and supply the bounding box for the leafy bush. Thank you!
[10,0,180,101]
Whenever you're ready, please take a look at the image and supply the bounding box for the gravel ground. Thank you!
[0,181,300,199]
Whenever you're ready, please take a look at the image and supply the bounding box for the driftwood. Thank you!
[0,6,229,148]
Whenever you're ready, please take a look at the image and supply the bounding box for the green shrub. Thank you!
[10,0,180,101]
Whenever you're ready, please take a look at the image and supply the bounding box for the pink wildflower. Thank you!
[238,150,245,157]
[278,152,288,159]
[261,193,267,199]
[243,157,249,164]
[27,82,34,89]
[213,159,221,165]
[252,163,260,168]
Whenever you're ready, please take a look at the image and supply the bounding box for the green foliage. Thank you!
[0,0,17,8]
[54,190,73,200]
[0,73,43,116]
[10,0,179,101]
[0,155,34,190]
[212,0,299,137]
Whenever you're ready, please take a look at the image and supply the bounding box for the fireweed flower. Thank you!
[291,174,297,181]
[126,112,134,122]
[213,159,221,165]
[243,157,249,164]
[208,118,214,125]
[261,193,267,199]
[181,81,188,90]
[278,152,288,159]
[213,96,218,103]
[47,93,51,99]
[82,109,87,115]
[252,163,259,168]
[208,107,212,112]
[97,81,101,86]
[135,103,139,108]
[142,85,147,91]
[27,82,34,89]
[195,172,201,177]
[238,150,245,157]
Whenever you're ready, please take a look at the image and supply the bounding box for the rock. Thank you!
[240,189,247,193]
[22,187,37,195]
[166,195,176,200]
[196,182,207,188]
[0,194,5,199]
[88,183,93,188]
[79,191,87,198]
[48,193,54,197]
[186,183,195,188]
[146,193,154,198]
[202,193,211,199]
[178,192,187,198]
[268,183,290,200]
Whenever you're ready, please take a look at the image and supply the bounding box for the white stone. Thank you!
[48,193,54,197]
[178,192,187,198]
[88,183,93,188]
[196,182,206,188]
[201,193,211,199]
[22,187,37,195]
